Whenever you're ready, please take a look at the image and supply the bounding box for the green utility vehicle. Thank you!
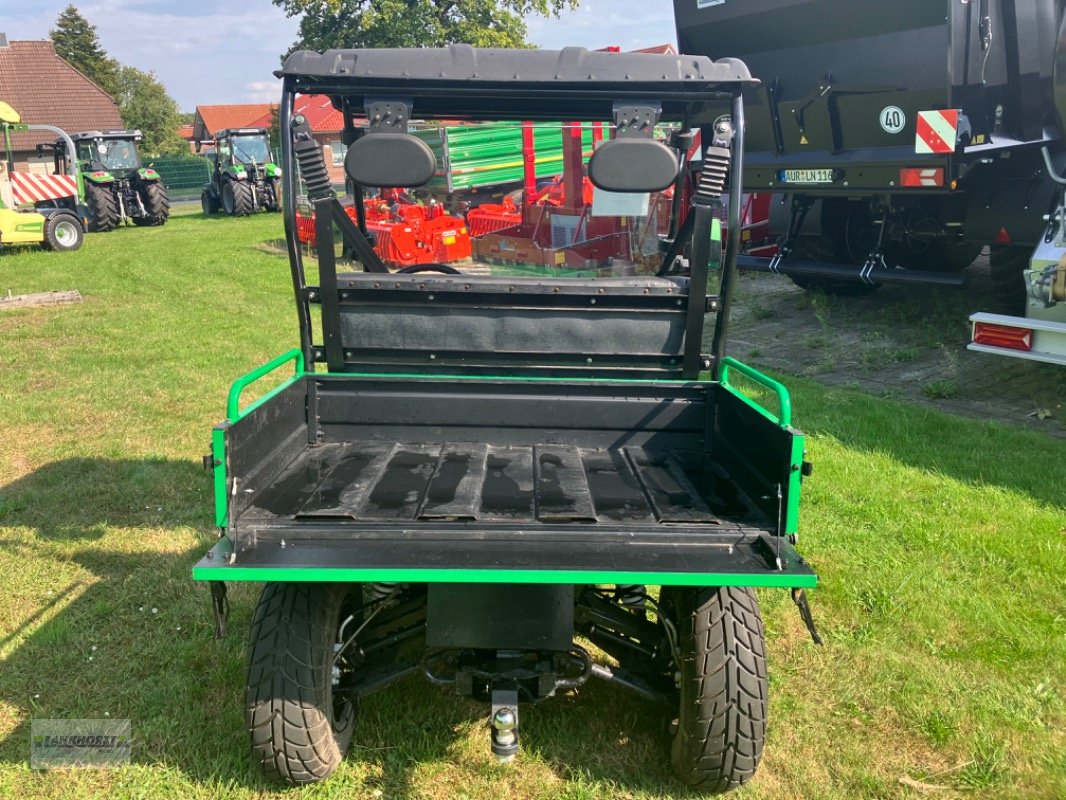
[194,46,819,794]
[199,128,282,216]
[56,130,169,231]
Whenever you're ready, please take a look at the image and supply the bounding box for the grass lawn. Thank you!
[0,210,1063,799]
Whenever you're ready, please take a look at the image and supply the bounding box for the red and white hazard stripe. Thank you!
[915,110,959,155]
[10,172,78,205]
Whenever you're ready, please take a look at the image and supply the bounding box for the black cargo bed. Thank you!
[194,376,815,587]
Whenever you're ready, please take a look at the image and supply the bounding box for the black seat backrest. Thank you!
[344,133,437,188]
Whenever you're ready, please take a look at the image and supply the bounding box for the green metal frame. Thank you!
[718,356,792,427]
[213,348,306,528]
[226,348,305,422]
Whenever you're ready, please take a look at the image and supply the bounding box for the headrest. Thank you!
[345,133,437,187]
[588,138,678,193]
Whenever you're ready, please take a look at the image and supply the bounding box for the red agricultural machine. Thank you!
[295,189,471,268]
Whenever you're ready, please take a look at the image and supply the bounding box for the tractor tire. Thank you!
[201,189,220,215]
[133,182,169,227]
[267,177,283,212]
[42,214,84,252]
[85,182,119,233]
[246,582,361,785]
[222,180,253,217]
[662,585,768,793]
[892,239,981,274]
[989,244,1030,315]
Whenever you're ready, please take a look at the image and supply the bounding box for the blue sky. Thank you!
[3,0,678,112]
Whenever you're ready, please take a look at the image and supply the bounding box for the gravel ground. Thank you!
[725,252,1066,438]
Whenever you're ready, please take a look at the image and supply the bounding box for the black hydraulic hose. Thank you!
[711,92,745,380]
[279,80,313,368]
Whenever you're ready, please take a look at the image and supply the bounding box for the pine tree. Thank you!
[50,5,120,98]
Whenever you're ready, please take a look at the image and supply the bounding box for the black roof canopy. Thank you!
[277,44,756,121]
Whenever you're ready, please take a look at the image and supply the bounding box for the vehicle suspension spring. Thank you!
[368,582,400,602]
[293,137,333,200]
[695,146,730,203]
[616,584,647,611]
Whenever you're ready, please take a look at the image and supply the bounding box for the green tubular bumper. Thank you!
[192,538,818,588]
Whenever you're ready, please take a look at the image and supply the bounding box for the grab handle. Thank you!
[719,357,792,427]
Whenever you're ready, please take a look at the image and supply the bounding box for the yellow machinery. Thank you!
[0,101,84,252]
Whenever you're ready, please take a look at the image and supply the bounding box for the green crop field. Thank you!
[0,210,1063,799]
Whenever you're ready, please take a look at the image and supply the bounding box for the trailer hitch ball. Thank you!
[490,705,519,762]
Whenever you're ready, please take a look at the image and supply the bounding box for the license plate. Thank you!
[780,169,835,184]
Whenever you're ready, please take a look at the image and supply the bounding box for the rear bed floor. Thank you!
[241,442,739,526]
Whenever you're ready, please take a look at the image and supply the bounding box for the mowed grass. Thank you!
[0,210,1063,799]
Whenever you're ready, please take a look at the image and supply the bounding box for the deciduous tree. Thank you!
[273,0,578,53]
[115,66,186,156]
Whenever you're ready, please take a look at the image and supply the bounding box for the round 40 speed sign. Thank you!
[880,106,906,134]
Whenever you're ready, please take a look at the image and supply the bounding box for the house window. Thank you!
[331,140,347,166]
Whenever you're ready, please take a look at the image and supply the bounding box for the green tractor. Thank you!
[56,130,170,232]
[199,128,282,216]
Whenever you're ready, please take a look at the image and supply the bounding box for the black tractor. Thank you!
[199,128,282,216]
[60,130,169,232]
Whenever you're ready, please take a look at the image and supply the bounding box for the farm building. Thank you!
[0,34,123,172]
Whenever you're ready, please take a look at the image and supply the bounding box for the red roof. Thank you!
[633,44,678,55]
[0,39,123,152]
[596,43,678,55]
[193,103,276,142]
[294,95,343,134]
[241,95,342,136]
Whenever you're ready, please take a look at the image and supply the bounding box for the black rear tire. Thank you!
[42,214,84,252]
[989,244,1030,315]
[222,180,253,217]
[84,182,118,232]
[246,582,361,785]
[202,189,220,215]
[134,181,169,226]
[267,177,283,212]
[663,586,768,792]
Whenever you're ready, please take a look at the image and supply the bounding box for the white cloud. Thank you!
[245,81,279,104]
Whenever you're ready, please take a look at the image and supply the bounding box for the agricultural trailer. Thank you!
[194,46,819,793]
[675,0,1066,309]
[48,130,169,231]
[199,128,282,216]
[0,101,84,252]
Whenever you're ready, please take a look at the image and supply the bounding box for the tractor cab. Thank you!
[64,130,145,178]
[217,128,272,168]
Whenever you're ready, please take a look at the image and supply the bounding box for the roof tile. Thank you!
[0,40,123,152]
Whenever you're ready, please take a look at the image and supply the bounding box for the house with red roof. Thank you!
[0,34,123,172]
